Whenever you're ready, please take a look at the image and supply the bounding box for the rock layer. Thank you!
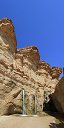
[0,18,62,115]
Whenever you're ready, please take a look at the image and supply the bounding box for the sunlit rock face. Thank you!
[0,18,16,68]
[0,18,62,115]
[0,18,16,52]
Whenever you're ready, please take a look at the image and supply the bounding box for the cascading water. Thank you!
[21,89,27,116]
[34,95,37,114]
[20,89,37,116]
[22,89,26,115]
[32,95,37,116]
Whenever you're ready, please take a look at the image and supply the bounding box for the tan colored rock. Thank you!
[0,18,62,115]
[0,18,16,53]
[0,87,22,115]
[51,67,62,79]
[38,61,52,74]
[52,77,64,113]
[17,46,40,68]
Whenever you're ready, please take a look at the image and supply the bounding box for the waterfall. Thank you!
[20,89,37,116]
[21,89,27,116]
[34,95,37,114]
[22,89,25,115]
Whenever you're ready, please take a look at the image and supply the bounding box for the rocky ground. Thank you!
[0,113,64,128]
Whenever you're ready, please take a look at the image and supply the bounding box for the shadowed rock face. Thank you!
[0,18,62,115]
[52,77,64,113]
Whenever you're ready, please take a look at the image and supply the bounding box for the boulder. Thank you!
[52,77,64,113]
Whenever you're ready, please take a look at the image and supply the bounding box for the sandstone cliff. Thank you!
[52,77,64,113]
[0,18,62,115]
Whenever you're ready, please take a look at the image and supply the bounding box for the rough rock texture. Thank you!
[0,18,62,115]
[52,77,64,113]
[0,88,22,115]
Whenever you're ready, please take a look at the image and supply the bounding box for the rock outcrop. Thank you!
[1,87,22,115]
[0,18,62,115]
[52,77,64,113]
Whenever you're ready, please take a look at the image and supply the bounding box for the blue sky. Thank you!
[0,0,64,73]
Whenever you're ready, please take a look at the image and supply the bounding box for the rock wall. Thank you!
[0,18,62,115]
[52,77,64,114]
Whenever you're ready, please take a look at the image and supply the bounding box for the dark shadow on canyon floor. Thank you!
[49,122,64,128]
[43,94,64,128]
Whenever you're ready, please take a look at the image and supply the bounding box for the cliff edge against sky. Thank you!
[0,18,63,115]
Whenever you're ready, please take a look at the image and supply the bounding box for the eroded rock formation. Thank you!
[0,18,62,115]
